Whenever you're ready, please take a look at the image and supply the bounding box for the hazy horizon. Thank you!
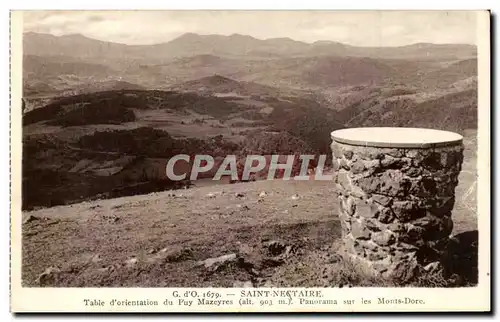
[23,30,478,48]
[22,10,479,47]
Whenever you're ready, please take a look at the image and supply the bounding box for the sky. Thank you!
[22,10,478,47]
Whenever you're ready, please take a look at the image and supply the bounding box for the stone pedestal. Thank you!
[330,127,464,283]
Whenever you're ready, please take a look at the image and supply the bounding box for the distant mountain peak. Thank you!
[24,31,44,36]
[61,33,86,38]
[173,32,259,42]
[312,40,348,47]
[229,33,255,38]
[59,33,99,42]
[225,33,259,42]
[23,31,59,40]
[265,37,296,42]
[179,32,199,37]
[313,40,336,45]
[171,32,203,42]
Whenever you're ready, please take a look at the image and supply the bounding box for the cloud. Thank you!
[22,10,478,46]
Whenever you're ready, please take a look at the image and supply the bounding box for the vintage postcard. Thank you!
[10,10,491,312]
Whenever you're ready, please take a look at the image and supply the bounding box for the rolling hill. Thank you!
[334,87,477,134]
[172,75,279,96]
[170,74,318,100]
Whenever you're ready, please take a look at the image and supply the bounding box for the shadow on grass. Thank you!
[410,230,478,287]
[442,230,479,286]
[328,230,479,288]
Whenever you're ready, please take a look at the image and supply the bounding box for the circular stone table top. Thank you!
[331,127,463,148]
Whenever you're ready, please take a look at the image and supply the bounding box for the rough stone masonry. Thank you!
[331,130,464,283]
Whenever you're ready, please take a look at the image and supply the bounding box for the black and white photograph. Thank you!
[9,9,491,312]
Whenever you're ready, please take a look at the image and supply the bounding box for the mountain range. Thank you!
[24,32,477,62]
[23,32,478,98]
